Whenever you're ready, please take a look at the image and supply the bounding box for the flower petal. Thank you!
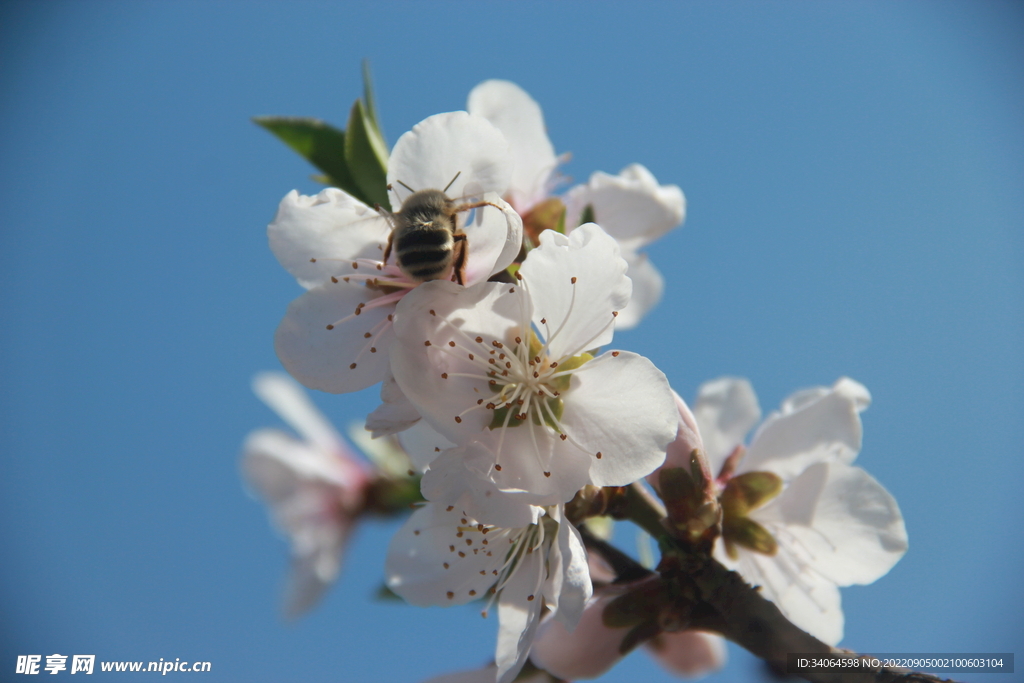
[268,188,390,289]
[461,193,524,286]
[420,445,543,529]
[743,379,866,480]
[548,508,591,629]
[275,282,396,394]
[397,420,456,473]
[647,389,705,494]
[734,549,845,645]
[756,462,908,586]
[467,80,558,212]
[495,549,546,683]
[693,377,762,472]
[518,223,631,359]
[530,586,631,680]
[614,252,663,330]
[390,280,522,442]
[560,351,678,487]
[564,164,684,249]
[252,372,344,453]
[385,504,501,607]
[365,374,421,437]
[387,112,512,210]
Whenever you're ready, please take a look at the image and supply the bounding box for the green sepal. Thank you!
[344,99,390,208]
[361,59,386,146]
[720,470,782,517]
[579,203,596,227]
[723,515,778,556]
[253,116,361,196]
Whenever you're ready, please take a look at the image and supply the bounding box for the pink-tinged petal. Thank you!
[756,462,907,587]
[647,390,705,494]
[692,377,761,473]
[397,420,456,473]
[252,372,344,454]
[385,504,501,608]
[421,446,542,529]
[530,586,631,680]
[390,280,522,442]
[461,193,524,286]
[387,112,512,210]
[467,80,558,212]
[366,374,421,437]
[560,352,677,487]
[283,536,350,618]
[518,224,631,359]
[645,630,727,677]
[268,188,390,289]
[729,544,845,645]
[495,550,546,683]
[274,282,396,394]
[564,164,685,249]
[743,380,865,480]
[614,252,663,330]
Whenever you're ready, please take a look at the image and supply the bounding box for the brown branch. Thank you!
[600,483,963,683]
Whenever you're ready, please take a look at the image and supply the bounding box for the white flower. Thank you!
[467,80,563,214]
[389,223,678,504]
[241,372,371,617]
[386,447,590,683]
[693,376,908,645]
[467,80,685,329]
[271,112,523,394]
[563,164,685,329]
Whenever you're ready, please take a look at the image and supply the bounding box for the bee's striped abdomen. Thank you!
[394,223,454,281]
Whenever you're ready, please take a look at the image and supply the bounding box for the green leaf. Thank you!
[253,116,361,196]
[375,583,404,602]
[345,99,390,208]
[579,203,596,227]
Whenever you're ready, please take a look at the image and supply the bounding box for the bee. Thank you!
[380,173,501,285]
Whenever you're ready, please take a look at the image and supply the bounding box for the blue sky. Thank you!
[1,2,1021,681]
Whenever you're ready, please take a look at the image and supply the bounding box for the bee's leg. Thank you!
[375,204,397,265]
[451,233,468,286]
[382,231,394,265]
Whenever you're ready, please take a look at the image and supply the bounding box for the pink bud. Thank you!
[645,630,727,677]
[530,586,631,679]
[647,390,706,495]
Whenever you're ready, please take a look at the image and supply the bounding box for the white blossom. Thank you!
[241,372,370,617]
[389,223,678,504]
[386,448,590,683]
[271,112,523,394]
[467,80,685,329]
[693,376,908,645]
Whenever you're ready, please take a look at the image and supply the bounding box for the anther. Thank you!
[343,277,350,283]
[612,351,620,357]
[352,262,359,269]
[364,332,372,338]
[446,506,454,512]
[550,362,558,368]
[387,314,393,321]
[515,336,522,344]
[370,347,377,353]
[449,341,456,347]
[449,545,455,552]
[444,563,450,569]
[447,591,454,599]
[469,590,477,596]
[475,336,483,343]
[527,595,535,601]
[468,353,475,360]
[540,318,547,324]
[326,324,335,330]
[509,287,515,293]
[570,276,577,284]
[430,309,436,316]
[458,551,465,557]
[414,530,420,535]
[349,363,357,369]
[424,340,432,346]
[494,464,502,471]
[376,263,382,270]
[441,373,448,379]
[560,434,567,441]
[331,276,338,283]
[596,452,603,459]
[515,271,522,281]
[455,416,462,423]
[612,311,619,317]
